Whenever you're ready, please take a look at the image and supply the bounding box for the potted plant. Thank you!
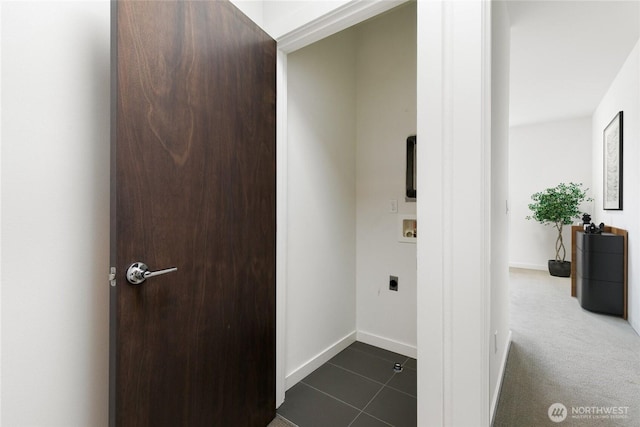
[526,182,592,277]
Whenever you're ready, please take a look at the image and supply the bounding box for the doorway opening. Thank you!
[280,0,417,405]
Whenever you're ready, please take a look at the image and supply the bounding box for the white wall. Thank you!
[490,1,511,422]
[0,1,504,425]
[0,2,3,419]
[286,28,358,385]
[509,116,594,270]
[263,0,350,38]
[285,3,418,385]
[355,2,417,356]
[230,0,265,28]
[592,39,640,334]
[1,2,110,426]
[0,1,355,422]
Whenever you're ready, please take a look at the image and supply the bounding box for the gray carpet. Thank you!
[493,268,640,426]
[268,414,297,427]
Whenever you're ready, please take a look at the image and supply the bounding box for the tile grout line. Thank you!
[289,349,417,426]
[299,366,412,425]
[385,383,417,399]
[298,381,365,413]
[349,345,414,366]
[347,366,404,427]
[326,359,417,398]
[348,411,395,427]
[385,355,418,397]
[346,382,390,427]
[326,361,391,386]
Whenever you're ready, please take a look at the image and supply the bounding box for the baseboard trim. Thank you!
[490,330,512,426]
[629,317,640,337]
[356,331,417,358]
[509,262,547,271]
[284,331,356,390]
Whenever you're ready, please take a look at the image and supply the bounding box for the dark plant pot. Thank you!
[548,260,571,277]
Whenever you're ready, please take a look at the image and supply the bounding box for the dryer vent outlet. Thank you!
[389,276,398,291]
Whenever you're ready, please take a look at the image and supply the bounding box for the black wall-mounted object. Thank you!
[406,135,416,200]
[389,275,398,292]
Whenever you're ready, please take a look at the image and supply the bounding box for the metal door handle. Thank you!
[126,262,177,285]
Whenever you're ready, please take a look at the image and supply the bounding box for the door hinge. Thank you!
[109,267,116,287]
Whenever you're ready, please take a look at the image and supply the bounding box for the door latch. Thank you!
[109,267,116,287]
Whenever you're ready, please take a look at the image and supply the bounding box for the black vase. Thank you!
[548,260,571,277]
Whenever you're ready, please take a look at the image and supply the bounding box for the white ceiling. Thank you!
[507,0,639,127]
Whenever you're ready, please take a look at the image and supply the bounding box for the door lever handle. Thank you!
[126,262,177,285]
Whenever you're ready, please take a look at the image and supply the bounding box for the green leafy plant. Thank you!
[526,182,592,263]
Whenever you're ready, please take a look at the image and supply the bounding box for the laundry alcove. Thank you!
[283,1,418,390]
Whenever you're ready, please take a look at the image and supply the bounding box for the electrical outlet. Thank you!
[389,276,398,291]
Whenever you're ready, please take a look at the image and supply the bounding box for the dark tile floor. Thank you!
[277,342,417,427]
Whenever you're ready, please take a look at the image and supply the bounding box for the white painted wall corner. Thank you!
[285,331,356,390]
[356,331,417,359]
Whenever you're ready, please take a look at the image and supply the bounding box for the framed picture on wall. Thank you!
[603,111,623,210]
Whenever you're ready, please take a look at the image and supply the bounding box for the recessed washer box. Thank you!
[398,215,416,243]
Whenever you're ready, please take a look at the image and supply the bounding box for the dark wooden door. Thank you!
[109,1,276,426]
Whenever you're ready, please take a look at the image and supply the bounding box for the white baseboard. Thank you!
[509,262,547,271]
[284,330,417,392]
[356,331,417,359]
[285,331,356,390]
[490,330,512,426]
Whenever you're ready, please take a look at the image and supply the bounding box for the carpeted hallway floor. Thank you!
[493,268,640,427]
[268,415,297,427]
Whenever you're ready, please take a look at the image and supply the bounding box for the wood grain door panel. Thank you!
[110,2,276,426]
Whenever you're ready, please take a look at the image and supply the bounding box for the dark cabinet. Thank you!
[576,232,624,316]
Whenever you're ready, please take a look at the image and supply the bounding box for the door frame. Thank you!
[415,2,493,425]
[275,1,493,425]
[274,0,408,407]
[276,0,409,407]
